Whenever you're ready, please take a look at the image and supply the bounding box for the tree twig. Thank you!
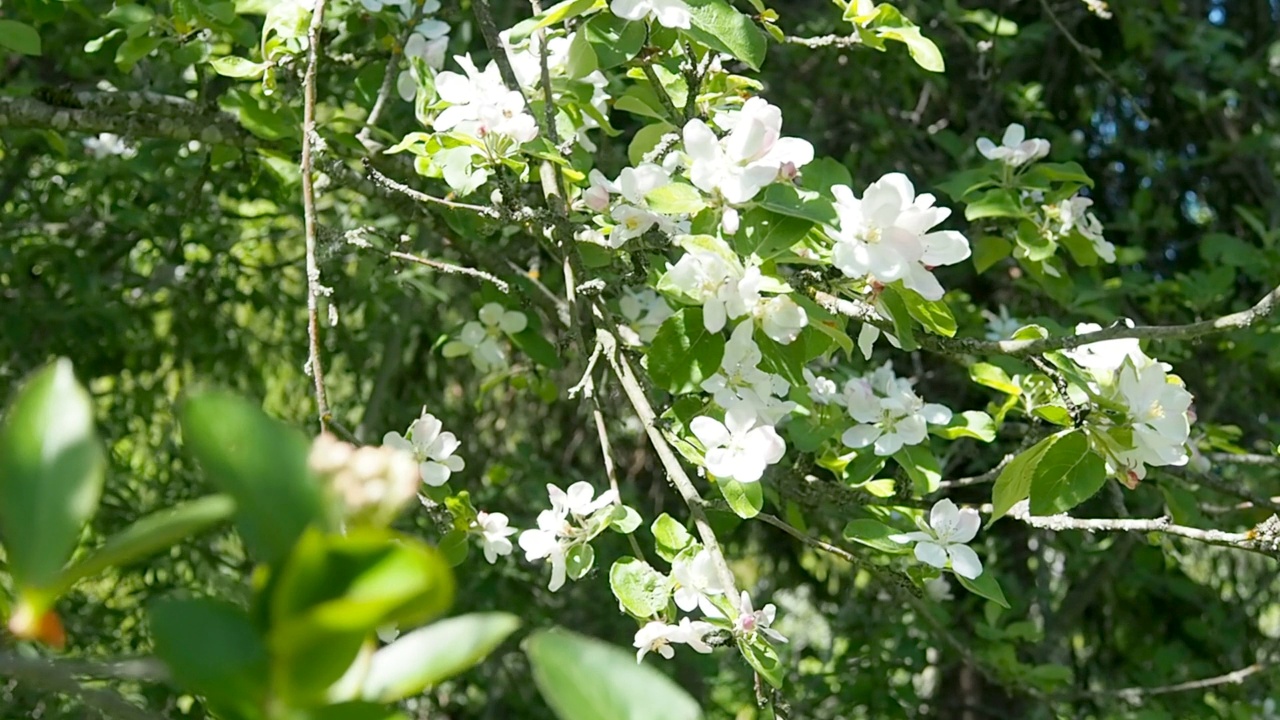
[362,159,501,217]
[357,0,428,148]
[388,251,510,292]
[1037,0,1152,124]
[784,34,862,49]
[0,96,257,146]
[1006,500,1280,557]
[1095,661,1270,703]
[302,0,332,432]
[0,652,165,720]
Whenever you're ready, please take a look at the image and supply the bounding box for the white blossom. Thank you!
[549,481,619,517]
[891,499,984,579]
[1053,195,1115,263]
[442,303,528,372]
[518,508,569,591]
[1114,361,1193,478]
[841,373,952,456]
[619,288,675,346]
[691,402,786,484]
[473,511,517,563]
[734,591,787,644]
[382,411,465,486]
[976,123,1051,167]
[829,173,970,301]
[434,54,538,143]
[683,97,814,204]
[1062,320,1164,375]
[803,369,843,406]
[83,133,136,159]
[754,295,808,345]
[665,244,759,333]
[700,323,794,424]
[982,305,1021,341]
[610,0,693,29]
[633,617,715,662]
[671,549,725,617]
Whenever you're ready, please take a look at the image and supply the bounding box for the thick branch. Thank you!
[0,95,257,146]
[302,0,332,432]
[1007,501,1280,557]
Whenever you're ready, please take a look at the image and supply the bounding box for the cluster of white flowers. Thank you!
[610,0,692,29]
[809,362,954,456]
[583,162,687,248]
[382,409,466,486]
[617,288,675,346]
[519,482,619,591]
[442,303,528,373]
[392,1,451,101]
[1064,323,1193,486]
[684,97,815,205]
[434,55,538,144]
[891,499,985,579]
[310,432,420,523]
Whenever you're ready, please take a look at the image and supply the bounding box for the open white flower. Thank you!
[982,305,1021,341]
[382,412,465,486]
[734,591,787,644]
[473,511,517,563]
[1062,320,1163,375]
[804,369,843,406]
[672,549,725,617]
[633,617,715,662]
[841,375,951,456]
[518,508,569,591]
[1054,195,1115,263]
[891,499,984,579]
[610,0,692,29]
[976,123,1050,167]
[434,55,538,143]
[829,173,970,301]
[442,303,527,372]
[619,289,674,346]
[691,402,786,484]
[665,245,759,333]
[700,323,794,424]
[549,481,619,517]
[754,295,808,345]
[683,97,814,204]
[1115,361,1193,475]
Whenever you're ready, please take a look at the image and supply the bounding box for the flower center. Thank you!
[859,225,883,245]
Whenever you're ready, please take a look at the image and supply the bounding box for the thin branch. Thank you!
[1097,661,1270,703]
[302,0,332,432]
[784,34,862,48]
[1210,452,1280,466]
[1006,500,1280,557]
[639,61,684,123]
[815,282,1280,357]
[388,251,510,292]
[358,0,428,148]
[362,159,501,217]
[1037,0,1152,124]
[598,328,743,614]
[0,95,257,146]
[1161,465,1280,515]
[0,652,165,720]
[936,454,1012,490]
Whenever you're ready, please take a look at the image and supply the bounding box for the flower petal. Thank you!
[913,541,948,569]
[947,544,984,579]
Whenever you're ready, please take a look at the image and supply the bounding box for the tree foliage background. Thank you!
[2,0,1280,718]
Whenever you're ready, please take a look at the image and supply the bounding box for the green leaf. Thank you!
[525,629,704,720]
[361,613,520,702]
[609,558,670,618]
[682,0,769,71]
[897,285,957,337]
[180,392,323,566]
[799,157,853,197]
[609,505,642,534]
[508,0,604,43]
[964,189,1023,220]
[759,184,838,225]
[956,571,1009,608]
[583,13,646,69]
[876,286,918,351]
[877,25,944,72]
[990,432,1065,521]
[735,208,813,260]
[53,495,235,595]
[150,598,269,719]
[645,182,706,215]
[972,236,1013,273]
[0,20,42,56]
[210,55,268,79]
[893,445,941,494]
[0,359,105,596]
[647,309,726,394]
[738,636,784,688]
[565,27,599,79]
[511,328,564,369]
[717,477,763,518]
[969,362,1021,395]
[628,123,676,166]
[1025,161,1094,188]
[115,34,163,70]
[932,411,997,442]
[1028,430,1106,515]
[651,513,694,563]
[566,543,595,580]
[268,529,456,704]
[304,703,408,720]
[843,519,911,553]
